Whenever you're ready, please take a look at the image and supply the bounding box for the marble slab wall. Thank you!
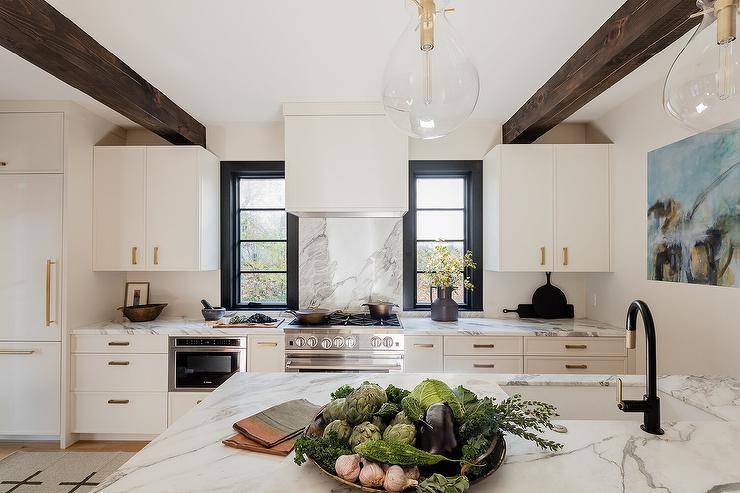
[299,218,403,310]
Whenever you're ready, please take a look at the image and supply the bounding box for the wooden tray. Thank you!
[212,319,284,329]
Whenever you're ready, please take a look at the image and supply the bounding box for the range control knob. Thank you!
[306,336,318,348]
[321,338,332,350]
[370,336,382,348]
[383,336,394,348]
[345,337,357,348]
[333,336,344,348]
[294,337,305,348]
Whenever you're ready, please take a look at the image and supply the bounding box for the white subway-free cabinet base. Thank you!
[168,392,210,425]
[248,335,285,372]
[404,336,444,373]
[72,392,167,435]
[0,342,60,436]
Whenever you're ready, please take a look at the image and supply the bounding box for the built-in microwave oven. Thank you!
[168,337,247,391]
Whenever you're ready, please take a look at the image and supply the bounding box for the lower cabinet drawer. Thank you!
[444,336,523,356]
[168,392,210,426]
[525,337,626,356]
[444,356,523,373]
[404,336,444,373]
[72,354,168,391]
[524,357,626,374]
[72,392,167,434]
[72,334,167,354]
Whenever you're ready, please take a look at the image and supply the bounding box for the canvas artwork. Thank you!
[647,122,739,288]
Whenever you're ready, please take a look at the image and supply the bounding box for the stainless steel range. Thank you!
[284,313,404,373]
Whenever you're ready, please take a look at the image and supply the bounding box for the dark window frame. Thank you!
[220,161,298,310]
[403,160,483,311]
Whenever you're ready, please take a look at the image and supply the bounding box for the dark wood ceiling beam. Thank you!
[502,0,702,144]
[0,0,206,146]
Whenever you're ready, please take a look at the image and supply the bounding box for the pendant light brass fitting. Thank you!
[419,0,435,51]
[715,0,739,44]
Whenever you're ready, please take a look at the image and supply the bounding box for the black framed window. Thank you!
[221,162,298,310]
[403,161,483,311]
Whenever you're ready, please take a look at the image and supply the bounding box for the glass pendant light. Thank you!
[664,0,740,131]
[382,0,479,140]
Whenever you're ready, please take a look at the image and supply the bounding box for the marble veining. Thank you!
[657,375,740,422]
[94,373,740,493]
[298,218,402,311]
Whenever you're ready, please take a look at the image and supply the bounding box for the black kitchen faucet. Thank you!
[616,300,664,435]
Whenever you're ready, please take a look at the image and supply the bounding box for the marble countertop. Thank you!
[95,373,740,492]
[73,316,624,337]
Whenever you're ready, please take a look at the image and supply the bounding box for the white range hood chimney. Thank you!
[283,102,409,218]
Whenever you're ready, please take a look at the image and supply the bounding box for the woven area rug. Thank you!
[0,451,133,493]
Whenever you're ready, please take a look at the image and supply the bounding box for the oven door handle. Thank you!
[285,362,402,371]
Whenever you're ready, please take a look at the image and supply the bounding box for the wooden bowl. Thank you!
[303,409,506,491]
[118,303,168,322]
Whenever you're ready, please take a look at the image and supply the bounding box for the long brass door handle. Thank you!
[45,259,56,326]
[563,247,569,266]
[107,399,130,404]
[540,247,546,266]
[565,364,588,369]
[0,350,35,355]
[153,246,159,265]
[414,344,434,348]
[256,342,278,347]
[131,246,138,265]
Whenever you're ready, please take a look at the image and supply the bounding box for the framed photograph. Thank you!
[124,282,150,307]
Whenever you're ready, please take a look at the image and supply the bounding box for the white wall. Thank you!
[587,82,740,376]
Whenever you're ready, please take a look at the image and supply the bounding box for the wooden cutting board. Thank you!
[212,319,284,329]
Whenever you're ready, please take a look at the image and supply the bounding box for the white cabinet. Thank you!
[72,354,168,392]
[283,103,408,217]
[248,335,285,372]
[484,144,611,272]
[168,392,209,425]
[0,174,62,341]
[72,392,167,435]
[404,336,444,373]
[0,112,64,173]
[93,146,220,271]
[93,146,147,271]
[0,342,60,435]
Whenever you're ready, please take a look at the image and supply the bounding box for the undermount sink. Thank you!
[500,385,721,422]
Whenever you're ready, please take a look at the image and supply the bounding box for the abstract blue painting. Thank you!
[647,122,739,287]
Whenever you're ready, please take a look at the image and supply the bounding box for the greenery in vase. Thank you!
[421,242,476,292]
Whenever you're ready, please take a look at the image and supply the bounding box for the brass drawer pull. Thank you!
[131,246,138,265]
[108,341,130,346]
[153,246,159,265]
[565,364,588,369]
[473,363,495,368]
[473,344,495,349]
[540,246,546,266]
[107,399,130,404]
[565,344,587,349]
[0,350,35,355]
[414,344,435,348]
[108,361,130,366]
[563,247,569,266]
[256,342,278,347]
[45,259,56,326]
[196,400,203,405]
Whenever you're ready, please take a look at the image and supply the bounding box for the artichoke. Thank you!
[371,415,387,434]
[383,423,417,446]
[346,386,384,425]
[349,422,382,451]
[375,402,400,421]
[323,397,348,423]
[389,411,414,427]
[323,419,352,443]
[358,382,388,407]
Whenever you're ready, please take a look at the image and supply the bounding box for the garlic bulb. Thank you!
[359,459,385,487]
[403,466,420,480]
[384,465,418,492]
[335,454,361,483]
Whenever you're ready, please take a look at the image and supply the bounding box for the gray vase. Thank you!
[430,286,459,322]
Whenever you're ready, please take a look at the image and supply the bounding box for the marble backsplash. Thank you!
[299,218,402,310]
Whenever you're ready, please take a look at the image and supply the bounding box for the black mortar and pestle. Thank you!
[201,299,226,321]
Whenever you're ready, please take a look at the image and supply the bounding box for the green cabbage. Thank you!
[410,379,463,418]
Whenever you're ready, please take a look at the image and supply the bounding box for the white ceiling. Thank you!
[0,0,684,128]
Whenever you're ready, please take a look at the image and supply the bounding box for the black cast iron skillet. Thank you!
[531,272,568,319]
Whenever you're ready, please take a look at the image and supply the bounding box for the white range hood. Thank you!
[283,102,409,218]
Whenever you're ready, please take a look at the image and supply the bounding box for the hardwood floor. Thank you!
[0,440,148,460]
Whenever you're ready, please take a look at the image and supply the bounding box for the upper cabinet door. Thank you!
[0,175,62,341]
[93,147,147,271]
[0,113,64,173]
[146,147,200,271]
[554,145,610,272]
[499,145,554,271]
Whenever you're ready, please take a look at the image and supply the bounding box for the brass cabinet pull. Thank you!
[473,363,495,368]
[0,349,35,355]
[107,399,130,404]
[108,341,130,347]
[108,361,130,366]
[414,344,434,348]
[0,161,6,167]
[45,259,56,326]
[256,342,278,347]
[473,344,495,349]
[131,246,138,265]
[540,247,546,266]
[565,344,587,349]
[153,246,159,265]
[563,247,569,266]
[565,364,588,369]
[196,400,203,405]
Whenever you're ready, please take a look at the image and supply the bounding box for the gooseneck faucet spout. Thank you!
[616,300,664,435]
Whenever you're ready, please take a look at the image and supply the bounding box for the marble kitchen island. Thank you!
[94,373,740,493]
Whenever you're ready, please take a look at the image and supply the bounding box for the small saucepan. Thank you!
[362,302,398,320]
[285,308,332,324]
